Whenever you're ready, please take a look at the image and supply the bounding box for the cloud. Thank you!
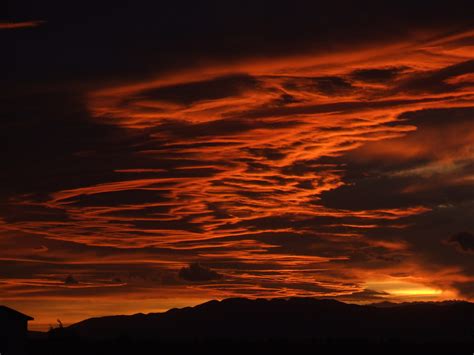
[321,106,474,211]
[394,60,474,95]
[2,4,474,329]
[0,21,44,30]
[447,232,474,253]
[350,67,406,83]
[453,281,474,298]
[179,263,223,282]
[335,288,390,302]
[137,74,260,106]
[64,275,79,285]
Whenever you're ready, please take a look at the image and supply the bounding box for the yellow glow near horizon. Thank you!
[366,280,444,299]
[389,288,442,296]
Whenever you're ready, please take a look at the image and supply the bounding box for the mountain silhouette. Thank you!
[56,297,474,343]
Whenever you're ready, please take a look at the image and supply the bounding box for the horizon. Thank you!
[18,296,474,332]
[22,296,474,332]
[3,2,474,335]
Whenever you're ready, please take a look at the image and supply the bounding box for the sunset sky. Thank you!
[3,2,474,330]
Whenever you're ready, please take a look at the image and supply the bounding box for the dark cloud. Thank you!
[64,275,79,285]
[228,96,444,120]
[395,60,474,94]
[312,76,354,96]
[159,116,303,138]
[58,190,171,208]
[447,232,474,253]
[136,74,259,106]
[282,76,354,96]
[321,175,474,210]
[336,289,390,302]
[399,106,474,127]
[350,67,406,83]
[245,148,286,161]
[179,263,223,282]
[0,203,70,223]
[453,281,474,298]
[320,106,474,210]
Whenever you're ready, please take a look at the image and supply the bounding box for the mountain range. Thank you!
[53,297,474,343]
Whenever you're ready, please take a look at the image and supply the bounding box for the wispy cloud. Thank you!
[3,6,474,329]
[0,20,45,30]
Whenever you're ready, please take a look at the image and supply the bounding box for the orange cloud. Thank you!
[2,26,474,329]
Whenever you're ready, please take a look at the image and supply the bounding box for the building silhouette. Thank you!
[0,306,34,355]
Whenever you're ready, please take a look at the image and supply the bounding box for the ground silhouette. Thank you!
[29,298,474,354]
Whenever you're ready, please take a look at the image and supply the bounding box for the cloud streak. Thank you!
[3,5,474,329]
[0,20,44,29]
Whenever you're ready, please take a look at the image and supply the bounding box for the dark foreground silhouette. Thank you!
[28,298,474,354]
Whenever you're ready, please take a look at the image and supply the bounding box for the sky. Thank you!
[3,2,474,330]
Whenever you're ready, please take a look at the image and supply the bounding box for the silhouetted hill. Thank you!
[58,298,474,343]
[28,330,48,340]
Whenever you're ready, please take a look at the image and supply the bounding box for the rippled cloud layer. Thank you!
[3,4,474,328]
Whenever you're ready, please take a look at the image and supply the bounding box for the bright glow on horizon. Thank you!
[389,288,443,296]
[366,280,445,299]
